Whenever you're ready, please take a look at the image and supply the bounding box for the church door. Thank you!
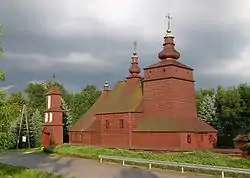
[42,129,51,148]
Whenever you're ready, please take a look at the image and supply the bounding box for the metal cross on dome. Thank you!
[133,41,137,54]
[166,12,172,30]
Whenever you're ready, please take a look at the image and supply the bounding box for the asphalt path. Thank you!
[0,152,215,178]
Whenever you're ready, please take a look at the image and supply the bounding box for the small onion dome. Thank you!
[129,53,141,75]
[158,29,180,60]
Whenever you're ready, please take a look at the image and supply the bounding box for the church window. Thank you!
[119,119,124,129]
[209,135,213,142]
[163,68,166,72]
[187,134,191,143]
[45,113,48,123]
[105,120,110,129]
[49,112,53,122]
[47,96,51,109]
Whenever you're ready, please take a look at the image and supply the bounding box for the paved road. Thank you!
[0,152,214,178]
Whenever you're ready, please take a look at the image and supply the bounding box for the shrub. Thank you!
[43,145,56,154]
[0,163,64,178]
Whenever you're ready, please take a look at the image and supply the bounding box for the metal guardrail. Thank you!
[98,155,250,178]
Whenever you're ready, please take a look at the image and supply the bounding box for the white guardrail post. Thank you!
[148,163,152,169]
[221,171,225,178]
[98,155,250,178]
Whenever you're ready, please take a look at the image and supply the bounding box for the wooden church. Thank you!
[42,15,217,149]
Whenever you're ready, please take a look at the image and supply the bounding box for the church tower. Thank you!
[142,13,197,119]
[42,85,63,147]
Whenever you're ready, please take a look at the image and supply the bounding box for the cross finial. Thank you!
[133,41,137,54]
[166,12,172,30]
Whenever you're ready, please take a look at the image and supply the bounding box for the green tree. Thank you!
[196,88,215,114]
[198,94,217,124]
[0,94,19,150]
[69,85,101,124]
[24,83,47,113]
[215,86,244,147]
[237,84,250,130]
[0,24,4,81]
[62,98,73,143]
[29,109,43,147]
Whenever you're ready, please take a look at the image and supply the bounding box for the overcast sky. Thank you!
[0,0,250,92]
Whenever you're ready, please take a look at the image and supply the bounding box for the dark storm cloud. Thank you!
[0,0,250,92]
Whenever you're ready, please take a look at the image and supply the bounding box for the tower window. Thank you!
[105,120,110,129]
[187,134,191,143]
[119,119,124,129]
[49,112,53,123]
[47,96,51,109]
[45,113,48,123]
[163,68,166,72]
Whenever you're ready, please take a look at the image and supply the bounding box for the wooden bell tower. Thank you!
[42,86,63,147]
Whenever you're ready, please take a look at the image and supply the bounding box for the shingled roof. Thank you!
[134,116,217,133]
[70,79,143,131]
[144,59,193,70]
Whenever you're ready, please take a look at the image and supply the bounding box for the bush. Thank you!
[0,163,64,178]
[43,145,56,154]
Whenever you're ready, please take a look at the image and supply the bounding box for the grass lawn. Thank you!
[44,144,250,177]
[0,163,64,178]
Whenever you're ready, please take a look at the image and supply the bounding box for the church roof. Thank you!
[70,79,143,131]
[144,59,193,70]
[134,116,217,133]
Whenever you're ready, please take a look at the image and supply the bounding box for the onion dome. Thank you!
[128,41,141,78]
[158,13,180,60]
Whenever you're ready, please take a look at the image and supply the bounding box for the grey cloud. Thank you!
[1,0,250,92]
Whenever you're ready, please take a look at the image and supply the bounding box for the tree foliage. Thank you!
[197,84,250,148]
[0,24,4,81]
[69,85,101,124]
[0,93,19,150]
[198,94,217,124]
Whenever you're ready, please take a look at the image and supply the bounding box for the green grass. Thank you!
[0,163,64,178]
[44,144,250,177]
